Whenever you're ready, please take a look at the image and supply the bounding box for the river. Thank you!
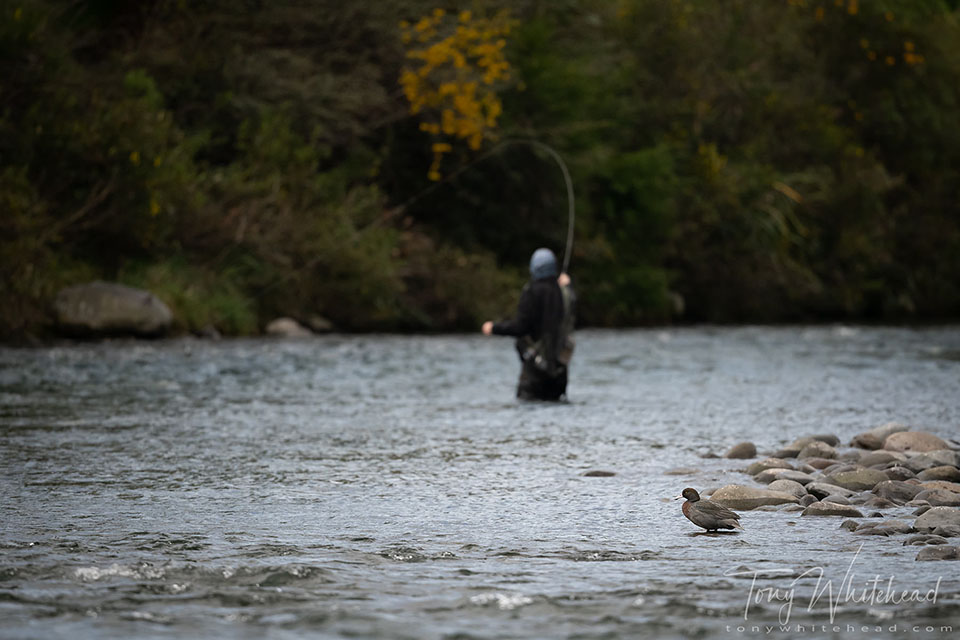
[1,326,959,639]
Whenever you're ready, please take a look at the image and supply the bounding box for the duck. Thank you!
[677,487,743,531]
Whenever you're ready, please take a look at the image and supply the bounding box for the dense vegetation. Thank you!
[3,0,960,338]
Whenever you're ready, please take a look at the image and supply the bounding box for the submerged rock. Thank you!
[850,422,909,450]
[854,520,913,536]
[914,506,960,533]
[583,470,616,477]
[710,485,799,510]
[724,442,757,459]
[903,534,948,546]
[884,431,950,453]
[915,546,960,561]
[802,502,864,517]
[839,519,859,532]
[53,281,172,337]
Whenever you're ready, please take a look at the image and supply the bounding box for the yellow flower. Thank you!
[129,151,140,166]
[904,41,915,52]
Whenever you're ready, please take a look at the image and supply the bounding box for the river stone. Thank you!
[933,525,960,538]
[921,480,960,494]
[802,502,864,517]
[265,317,313,338]
[798,441,837,460]
[583,470,616,477]
[306,315,334,333]
[724,442,757,459]
[839,519,859,532]
[781,504,805,513]
[664,467,700,475]
[872,480,924,505]
[799,494,818,507]
[710,485,799,510]
[863,496,897,509]
[838,450,864,462]
[855,520,913,536]
[810,434,841,447]
[825,468,888,492]
[918,466,960,482]
[860,450,908,467]
[916,489,960,507]
[806,482,856,500]
[883,466,916,482]
[914,506,960,532]
[773,437,816,458]
[822,494,850,505]
[755,469,815,485]
[746,458,794,476]
[851,422,909,450]
[53,281,172,337]
[884,431,950,453]
[915,546,960,561]
[904,534,948,546]
[768,479,808,500]
[904,450,959,473]
[803,457,838,470]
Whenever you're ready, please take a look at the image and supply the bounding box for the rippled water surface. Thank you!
[2,327,959,639]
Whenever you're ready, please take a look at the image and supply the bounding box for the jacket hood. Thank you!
[529,248,558,280]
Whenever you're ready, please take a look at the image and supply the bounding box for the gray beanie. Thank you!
[529,248,558,280]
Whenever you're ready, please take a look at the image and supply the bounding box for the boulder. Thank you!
[802,502,864,517]
[932,525,960,538]
[915,546,960,561]
[884,431,951,453]
[883,466,916,482]
[904,450,958,473]
[806,482,856,500]
[918,466,960,482]
[773,437,816,458]
[710,485,800,510]
[859,451,908,467]
[265,317,313,338]
[746,458,794,476]
[839,519,859,532]
[53,281,172,337]
[914,507,960,533]
[754,469,816,485]
[920,481,960,494]
[724,442,757,459]
[799,441,837,460]
[854,520,913,536]
[804,457,839,470]
[850,422,909,450]
[822,494,850,505]
[862,496,897,509]
[810,434,841,447]
[767,479,808,500]
[915,489,960,507]
[825,468,888,492]
[903,534,948,546]
[872,480,924,505]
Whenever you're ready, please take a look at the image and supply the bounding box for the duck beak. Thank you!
[673,494,683,501]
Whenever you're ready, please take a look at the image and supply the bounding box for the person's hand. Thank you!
[481,321,493,335]
[558,272,571,287]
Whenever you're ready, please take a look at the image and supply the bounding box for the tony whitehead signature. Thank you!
[724,544,942,624]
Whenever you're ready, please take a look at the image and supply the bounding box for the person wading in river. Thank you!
[481,248,575,401]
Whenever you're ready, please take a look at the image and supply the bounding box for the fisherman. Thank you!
[481,248,575,401]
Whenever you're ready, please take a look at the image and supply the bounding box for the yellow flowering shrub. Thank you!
[399,8,516,180]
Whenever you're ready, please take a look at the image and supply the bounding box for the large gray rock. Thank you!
[918,466,960,482]
[53,281,172,337]
[802,502,864,517]
[851,422,909,450]
[915,546,960,561]
[921,481,960,494]
[872,480,924,505]
[903,534,948,546]
[768,479,808,500]
[746,458,794,476]
[754,469,816,485]
[884,431,951,453]
[724,442,757,459]
[915,489,960,507]
[799,441,837,460]
[883,466,916,482]
[859,450,908,467]
[904,450,958,473]
[710,485,800,510]
[265,317,313,338]
[914,507,960,533]
[825,468,889,492]
[854,520,913,536]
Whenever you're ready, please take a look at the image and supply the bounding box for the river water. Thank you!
[1,326,959,639]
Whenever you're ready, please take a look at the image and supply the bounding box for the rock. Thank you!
[781,504,805,513]
[700,452,720,459]
[802,502,864,517]
[838,450,864,462]
[932,525,960,538]
[773,437,816,458]
[826,462,862,475]
[583,470,616,477]
[810,434,841,447]
[664,467,700,475]
[863,496,897,509]
[265,317,313,338]
[195,324,221,340]
[883,466,916,482]
[53,281,172,337]
[918,466,960,482]
[873,480,924,505]
[754,469,815,485]
[746,458,794,476]
[799,441,837,460]
[921,481,960,494]
[710,485,800,510]
[851,422,909,450]
[915,489,960,507]
[854,520,913,536]
[823,494,851,505]
[803,457,839,470]
[903,534,948,546]
[839,519,859,531]
[859,450,908,467]
[904,450,958,473]
[914,506,931,516]
[306,315,334,333]
[799,494,818,507]
[806,482,856,500]
[915,546,960,561]
[768,479,808,500]
[884,431,951,453]
[825,468,888,492]
[795,462,817,474]
[914,506,960,533]
[724,442,757,459]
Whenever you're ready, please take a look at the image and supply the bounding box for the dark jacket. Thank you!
[492,277,566,372]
